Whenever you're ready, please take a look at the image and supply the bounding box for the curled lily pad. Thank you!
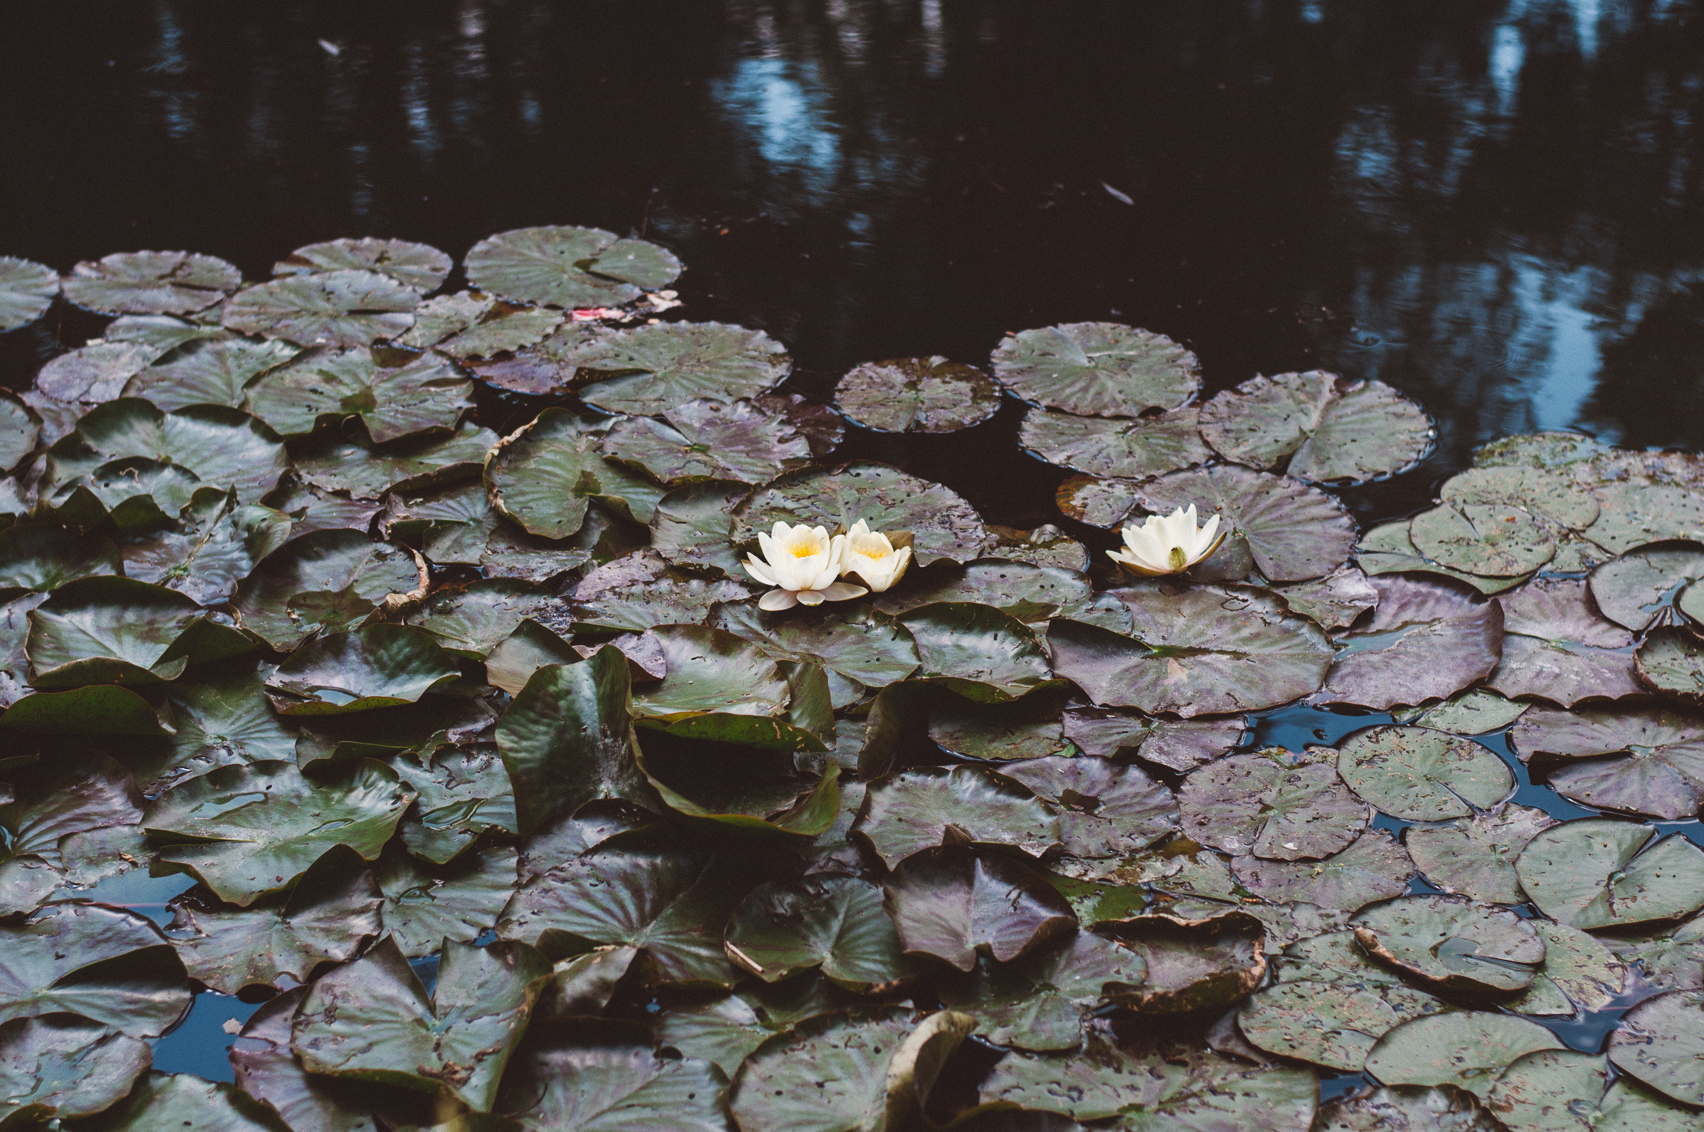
[897,602,1054,702]
[0,257,58,331]
[119,490,292,605]
[223,269,419,348]
[465,225,680,308]
[856,765,1062,868]
[600,398,812,485]
[574,322,788,415]
[487,408,663,539]
[1609,991,1704,1108]
[936,931,1145,1051]
[1485,577,1643,705]
[123,336,301,412]
[1198,371,1433,484]
[990,322,1200,417]
[1515,705,1704,821]
[36,340,166,405]
[1365,1013,1563,1099]
[231,529,424,651]
[734,461,989,567]
[1490,1048,1696,1132]
[1316,574,1506,710]
[264,625,459,715]
[246,346,473,442]
[293,936,550,1112]
[25,576,219,688]
[294,421,498,499]
[1591,544,1704,632]
[1639,628,1704,705]
[836,356,1001,433]
[1516,819,1704,930]
[1049,585,1334,716]
[62,251,241,316]
[273,237,452,293]
[0,902,191,1037]
[724,874,918,990]
[1404,804,1556,904]
[1335,726,1514,820]
[1019,405,1209,479]
[1100,910,1266,1014]
[0,1014,152,1127]
[0,749,142,863]
[1179,752,1365,860]
[43,399,289,504]
[1352,895,1544,993]
[1232,829,1416,912]
[1132,464,1357,583]
[629,625,822,747]
[143,758,415,906]
[883,847,1077,971]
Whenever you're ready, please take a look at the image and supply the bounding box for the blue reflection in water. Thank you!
[711,56,843,199]
[153,992,261,1084]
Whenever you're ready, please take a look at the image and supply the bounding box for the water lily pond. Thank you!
[0,222,1702,1132]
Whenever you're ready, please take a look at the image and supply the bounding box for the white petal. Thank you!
[759,588,799,611]
[819,581,868,602]
[756,530,780,565]
[796,588,827,606]
[848,519,871,538]
[744,557,779,587]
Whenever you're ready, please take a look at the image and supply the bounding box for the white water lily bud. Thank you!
[1107,504,1226,576]
[743,520,869,611]
[842,519,913,593]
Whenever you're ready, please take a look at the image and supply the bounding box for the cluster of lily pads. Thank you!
[2,228,1704,1131]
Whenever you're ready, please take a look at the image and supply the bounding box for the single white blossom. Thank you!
[744,521,868,611]
[1107,504,1225,576]
[842,519,912,593]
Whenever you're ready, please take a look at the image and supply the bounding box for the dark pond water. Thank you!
[5,0,1703,1095]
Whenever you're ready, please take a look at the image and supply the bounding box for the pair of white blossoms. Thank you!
[745,506,1224,611]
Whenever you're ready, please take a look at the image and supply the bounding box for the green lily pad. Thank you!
[1639,628,1704,705]
[1336,726,1514,820]
[836,356,1002,433]
[638,730,839,838]
[392,740,517,862]
[273,237,452,293]
[246,346,473,442]
[1099,909,1267,1014]
[0,393,39,472]
[883,846,1076,971]
[0,1014,152,1128]
[872,559,1093,622]
[0,902,191,1037]
[1514,706,1704,821]
[1611,914,1704,993]
[1232,829,1416,911]
[1516,819,1704,930]
[1591,544,1704,633]
[44,456,205,533]
[294,420,498,499]
[464,225,680,308]
[223,269,419,347]
[724,874,919,990]
[1050,585,1334,716]
[123,337,301,412]
[37,339,170,405]
[1054,473,1140,528]
[709,602,920,693]
[1132,464,1358,583]
[119,490,293,605]
[264,625,460,715]
[0,524,122,591]
[574,321,789,415]
[62,251,241,316]
[569,549,755,632]
[1316,1085,1498,1131]
[25,576,221,688]
[0,257,58,331]
[733,461,989,567]
[990,322,1199,418]
[1410,503,1557,579]
[1609,991,1704,1108]
[374,842,519,958]
[1019,405,1209,478]
[397,290,495,349]
[1365,1012,1563,1099]
[1393,689,1531,734]
[487,408,664,539]
[1682,582,1704,629]
[143,758,416,906]
[0,684,170,736]
[74,1072,290,1132]
[155,673,298,785]
[438,304,566,360]
[649,480,750,577]
[1510,919,1629,1016]
[1583,483,1704,555]
[1179,751,1366,860]
[1268,564,1381,629]
[1357,520,1534,595]
[43,398,289,504]
[293,936,550,1112]
[944,933,1143,1055]
[984,523,1089,572]
[856,765,1062,868]
[1237,979,1414,1073]
[1001,755,1178,866]
[230,985,375,1132]
[600,398,813,485]
[628,625,817,746]
[896,602,1054,702]
[230,529,424,651]
[166,845,382,994]
[1490,1048,1701,1132]
[1352,895,1544,993]
[0,749,141,863]
[926,689,1073,762]
[1403,804,1556,904]
[484,619,579,697]
[401,578,554,659]
[1317,575,1507,709]
[1197,371,1434,484]
[500,1037,729,1132]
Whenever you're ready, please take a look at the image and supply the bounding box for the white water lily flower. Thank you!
[1107,504,1226,576]
[744,521,869,611]
[842,519,913,593]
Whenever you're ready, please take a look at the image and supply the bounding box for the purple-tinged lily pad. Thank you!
[883,846,1077,972]
[1403,804,1556,904]
[1100,910,1267,1014]
[837,356,1002,434]
[990,322,1200,418]
[856,765,1061,868]
[1178,751,1366,860]
[1514,704,1704,821]
[1232,830,1416,912]
[1020,405,1209,479]
[1638,627,1704,705]
[1315,574,1505,710]
[1485,576,1642,705]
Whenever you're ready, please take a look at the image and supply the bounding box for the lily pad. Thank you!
[1490,1048,1700,1132]
[142,758,415,906]
[1514,705,1704,821]
[25,576,217,688]
[1232,829,1416,911]
[883,846,1077,971]
[1198,371,1434,484]
[856,765,1062,868]
[62,251,241,316]
[1510,920,1629,1016]
[1357,520,1533,596]
[724,874,919,990]
[123,336,301,411]
[74,1072,290,1132]
[570,549,754,632]
[1100,910,1266,1014]
[936,930,1146,1052]
[1178,752,1366,859]
[629,625,824,747]
[230,528,424,651]
[1237,979,1414,1073]
[401,578,554,659]
[896,602,1054,702]
[1316,574,1506,709]
[989,323,1200,418]
[1591,544,1704,633]
[0,902,191,1037]
[734,461,989,567]
[1061,705,1243,772]
[1054,473,1140,528]
[602,399,813,486]
[1365,1012,1563,1099]
[1612,915,1704,992]
[0,528,129,593]
[487,408,664,539]
[43,398,289,504]
[0,1014,152,1128]
[1335,726,1514,820]
[1485,577,1643,705]
[264,625,460,715]
[1316,1086,1498,1131]
[1352,895,1544,993]
[0,257,58,331]
[872,559,1093,622]
[1132,464,1357,583]
[710,602,920,694]
[438,304,566,360]
[0,393,39,472]
[926,690,1074,762]
[573,321,788,415]
[837,356,1002,433]
[1394,689,1530,734]
[230,986,375,1132]
[223,269,419,347]
[1408,503,1556,578]
[373,842,519,958]
[292,936,550,1111]
[36,340,166,405]
[294,421,498,499]
[649,480,750,577]
[1582,483,1704,555]
[464,225,680,308]
[1638,628,1704,705]
[1268,564,1381,630]
[119,490,293,605]
[1001,755,1177,865]
[1019,406,1209,478]
[985,524,1089,572]
[1608,991,1704,1108]
[500,1037,729,1132]
[1404,804,1557,904]
[246,347,473,442]
[1049,585,1334,716]
[1515,819,1704,930]
[273,237,452,293]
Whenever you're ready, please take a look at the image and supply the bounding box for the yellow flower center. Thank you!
[789,543,817,558]
[863,546,889,560]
